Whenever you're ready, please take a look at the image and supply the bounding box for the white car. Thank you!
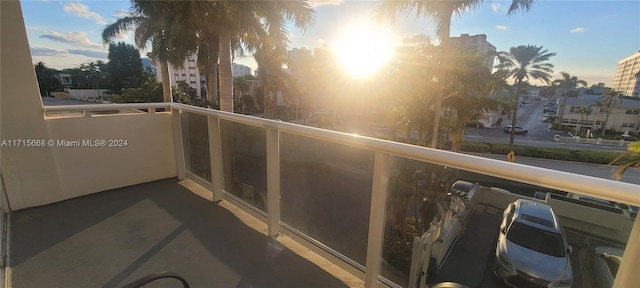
[503,125,528,135]
[495,199,573,287]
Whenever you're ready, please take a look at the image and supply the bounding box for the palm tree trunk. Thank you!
[431,15,452,149]
[218,30,233,112]
[206,43,218,106]
[510,82,521,146]
[602,109,611,136]
[263,85,270,118]
[160,60,172,102]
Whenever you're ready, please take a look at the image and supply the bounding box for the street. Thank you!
[463,99,628,152]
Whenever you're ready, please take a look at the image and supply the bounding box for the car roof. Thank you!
[514,199,560,232]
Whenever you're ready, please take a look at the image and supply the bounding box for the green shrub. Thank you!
[460,142,491,153]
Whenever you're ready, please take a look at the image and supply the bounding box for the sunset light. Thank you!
[334,20,396,78]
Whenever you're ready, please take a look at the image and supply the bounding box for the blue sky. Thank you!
[21,0,640,86]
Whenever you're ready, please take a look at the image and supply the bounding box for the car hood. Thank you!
[505,240,572,281]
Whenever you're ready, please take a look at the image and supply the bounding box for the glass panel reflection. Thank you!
[220,120,267,212]
[181,112,211,182]
[280,133,374,267]
[381,157,633,288]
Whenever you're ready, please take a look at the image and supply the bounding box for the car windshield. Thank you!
[507,222,565,257]
[453,184,470,192]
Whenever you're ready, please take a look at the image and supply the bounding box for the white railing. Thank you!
[44,102,640,288]
[554,135,628,147]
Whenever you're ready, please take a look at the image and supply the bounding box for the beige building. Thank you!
[613,51,640,97]
[449,34,496,70]
[558,94,640,135]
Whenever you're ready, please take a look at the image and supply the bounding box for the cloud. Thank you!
[67,49,108,59]
[402,34,432,44]
[40,31,103,48]
[308,0,343,7]
[30,46,68,57]
[496,25,508,31]
[570,27,586,33]
[113,9,130,18]
[63,3,106,24]
[491,3,501,13]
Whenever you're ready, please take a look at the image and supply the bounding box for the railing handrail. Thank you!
[44,102,640,207]
[43,102,171,112]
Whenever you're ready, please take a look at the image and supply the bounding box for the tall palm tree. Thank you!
[376,0,535,148]
[496,45,556,146]
[552,72,588,125]
[599,88,623,136]
[102,1,194,103]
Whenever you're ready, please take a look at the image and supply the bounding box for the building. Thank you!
[558,94,640,135]
[154,55,253,98]
[449,33,496,70]
[54,73,72,88]
[232,63,252,78]
[141,57,156,75]
[613,51,640,97]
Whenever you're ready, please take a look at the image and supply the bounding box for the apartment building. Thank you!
[449,33,496,70]
[613,51,640,97]
[558,94,640,135]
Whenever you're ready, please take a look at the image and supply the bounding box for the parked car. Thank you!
[450,180,474,197]
[503,125,528,135]
[593,246,624,288]
[494,199,573,288]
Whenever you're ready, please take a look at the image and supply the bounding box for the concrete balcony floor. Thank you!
[9,179,359,288]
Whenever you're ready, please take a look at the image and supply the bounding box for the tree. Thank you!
[376,0,536,148]
[610,140,640,180]
[599,88,624,136]
[496,45,555,146]
[103,1,193,102]
[106,42,143,94]
[34,62,62,96]
[552,72,588,125]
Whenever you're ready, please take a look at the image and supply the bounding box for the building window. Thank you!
[595,120,604,125]
[634,110,640,114]
[569,106,580,113]
[622,123,631,128]
[569,119,578,124]
[630,123,636,128]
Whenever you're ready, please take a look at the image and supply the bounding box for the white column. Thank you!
[365,152,390,288]
[266,128,281,237]
[613,215,640,287]
[171,108,186,180]
[208,117,224,201]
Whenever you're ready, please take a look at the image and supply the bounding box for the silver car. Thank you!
[494,199,573,287]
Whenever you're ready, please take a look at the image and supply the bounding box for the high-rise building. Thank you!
[449,34,496,70]
[153,54,253,98]
[613,51,640,97]
[232,63,252,78]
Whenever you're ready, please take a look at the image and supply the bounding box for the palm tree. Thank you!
[599,88,623,136]
[610,140,640,180]
[552,72,588,126]
[496,45,556,146]
[376,0,535,148]
[102,1,193,103]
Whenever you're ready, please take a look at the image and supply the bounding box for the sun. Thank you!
[334,21,396,78]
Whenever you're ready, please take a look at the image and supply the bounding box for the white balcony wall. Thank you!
[0,1,176,210]
[45,113,176,201]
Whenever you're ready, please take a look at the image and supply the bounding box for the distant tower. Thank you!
[449,33,497,70]
[613,51,640,97]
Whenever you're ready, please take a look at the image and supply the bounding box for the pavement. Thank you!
[9,178,351,288]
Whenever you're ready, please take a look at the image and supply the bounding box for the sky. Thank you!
[20,0,640,87]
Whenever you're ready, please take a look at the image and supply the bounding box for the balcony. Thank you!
[3,2,640,288]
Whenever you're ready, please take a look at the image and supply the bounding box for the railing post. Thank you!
[266,128,280,237]
[171,107,186,180]
[208,116,224,202]
[365,152,390,288]
[613,215,640,287]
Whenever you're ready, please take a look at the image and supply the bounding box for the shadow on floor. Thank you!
[10,178,348,288]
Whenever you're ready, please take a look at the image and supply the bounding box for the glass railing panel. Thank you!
[219,119,267,212]
[380,156,635,288]
[280,133,375,267]
[181,112,211,182]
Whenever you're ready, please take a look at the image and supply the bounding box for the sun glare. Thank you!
[334,21,396,78]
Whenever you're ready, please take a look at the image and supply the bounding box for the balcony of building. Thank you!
[3,2,640,288]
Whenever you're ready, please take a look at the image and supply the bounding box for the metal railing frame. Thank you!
[44,103,640,288]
